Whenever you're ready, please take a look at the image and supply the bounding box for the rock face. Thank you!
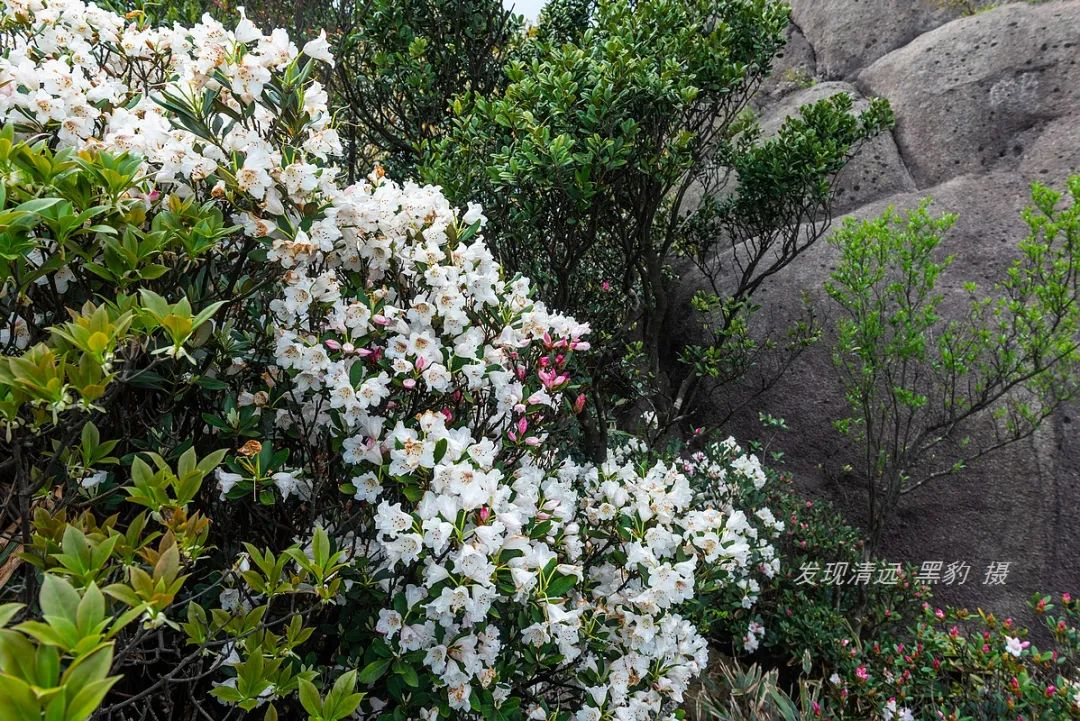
[858,1,1080,187]
[788,0,954,79]
[685,0,1080,616]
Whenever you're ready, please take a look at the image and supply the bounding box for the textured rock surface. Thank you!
[857,1,1080,187]
[788,0,954,79]
[686,0,1080,615]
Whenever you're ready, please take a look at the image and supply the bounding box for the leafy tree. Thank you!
[422,0,893,456]
[333,0,523,178]
[827,178,1080,547]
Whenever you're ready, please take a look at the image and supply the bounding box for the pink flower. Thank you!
[855,665,869,682]
[538,368,568,389]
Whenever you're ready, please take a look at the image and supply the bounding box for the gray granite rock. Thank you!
[857,1,1080,187]
[682,0,1080,613]
[680,171,1080,614]
[754,23,818,106]
[789,0,954,79]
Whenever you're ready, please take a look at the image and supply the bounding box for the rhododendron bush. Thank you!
[0,2,777,719]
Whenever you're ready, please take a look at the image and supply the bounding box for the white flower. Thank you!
[302,31,334,66]
[0,5,781,715]
[272,470,310,501]
[234,8,261,43]
[1005,635,1024,657]
[80,470,107,489]
[216,469,243,499]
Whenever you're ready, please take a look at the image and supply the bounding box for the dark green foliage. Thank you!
[422,0,893,452]
[333,0,522,178]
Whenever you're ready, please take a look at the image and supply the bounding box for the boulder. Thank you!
[753,22,818,106]
[857,0,1080,187]
[788,0,954,79]
[1020,115,1080,182]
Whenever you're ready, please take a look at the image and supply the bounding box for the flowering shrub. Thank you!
[754,482,926,672]
[669,438,784,654]
[817,595,1080,720]
[0,2,774,719]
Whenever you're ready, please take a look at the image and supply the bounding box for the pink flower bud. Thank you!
[402,378,416,389]
[525,436,541,446]
[324,339,341,351]
[573,394,586,414]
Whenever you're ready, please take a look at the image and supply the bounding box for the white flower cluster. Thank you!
[0,1,778,718]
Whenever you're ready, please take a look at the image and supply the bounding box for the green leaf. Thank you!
[356,658,391,685]
[40,576,80,624]
[65,676,120,721]
[0,603,24,627]
[298,678,322,717]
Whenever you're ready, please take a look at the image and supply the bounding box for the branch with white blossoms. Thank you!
[0,1,780,719]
